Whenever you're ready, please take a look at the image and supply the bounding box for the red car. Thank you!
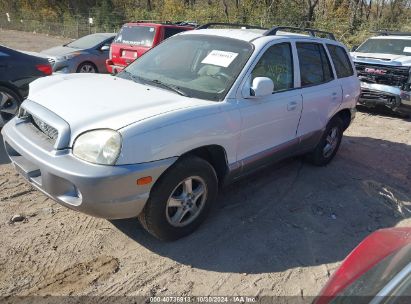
[316,227,411,304]
[106,21,195,74]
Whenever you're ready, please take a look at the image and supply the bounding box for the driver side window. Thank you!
[251,43,294,92]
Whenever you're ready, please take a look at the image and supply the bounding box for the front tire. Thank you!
[138,156,218,241]
[307,117,344,166]
[77,62,97,73]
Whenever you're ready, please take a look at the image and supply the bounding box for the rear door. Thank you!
[296,42,342,138]
[326,44,359,109]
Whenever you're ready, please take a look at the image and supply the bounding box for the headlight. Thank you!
[73,129,122,165]
[57,52,81,61]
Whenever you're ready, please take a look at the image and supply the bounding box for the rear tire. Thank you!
[307,117,344,166]
[138,156,218,241]
[0,86,22,128]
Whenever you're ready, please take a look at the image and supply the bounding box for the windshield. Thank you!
[356,38,411,56]
[66,34,110,49]
[114,25,156,47]
[118,35,254,101]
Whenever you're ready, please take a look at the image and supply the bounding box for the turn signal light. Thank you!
[137,176,153,185]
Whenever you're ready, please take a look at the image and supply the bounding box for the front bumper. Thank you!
[1,119,176,219]
[359,82,411,114]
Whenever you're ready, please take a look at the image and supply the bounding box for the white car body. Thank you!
[2,28,360,221]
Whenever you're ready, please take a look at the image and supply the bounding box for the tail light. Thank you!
[36,64,53,76]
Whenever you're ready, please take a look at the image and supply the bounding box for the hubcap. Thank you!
[79,64,95,73]
[323,126,339,158]
[0,91,18,125]
[166,176,207,227]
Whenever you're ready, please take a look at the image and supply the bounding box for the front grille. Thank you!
[354,63,410,88]
[29,114,59,143]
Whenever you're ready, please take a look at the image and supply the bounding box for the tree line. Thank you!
[1,0,411,45]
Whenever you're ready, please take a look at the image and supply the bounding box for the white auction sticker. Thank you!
[404,47,411,53]
[201,50,239,67]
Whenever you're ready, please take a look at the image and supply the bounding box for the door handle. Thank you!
[287,101,298,111]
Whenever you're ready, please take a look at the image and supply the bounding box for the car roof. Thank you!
[181,28,338,44]
[371,35,411,40]
[124,22,194,28]
[93,32,116,38]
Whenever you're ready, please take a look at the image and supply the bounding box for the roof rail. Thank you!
[372,30,411,36]
[196,22,267,30]
[264,26,336,40]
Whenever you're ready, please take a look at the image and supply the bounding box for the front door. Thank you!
[236,42,303,168]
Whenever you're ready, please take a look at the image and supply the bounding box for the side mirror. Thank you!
[351,45,358,52]
[250,77,274,98]
[100,45,110,52]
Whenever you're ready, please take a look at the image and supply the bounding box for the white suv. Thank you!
[2,24,360,240]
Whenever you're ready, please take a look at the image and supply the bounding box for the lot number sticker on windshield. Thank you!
[404,47,411,53]
[201,50,239,67]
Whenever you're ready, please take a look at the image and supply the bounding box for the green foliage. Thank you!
[0,0,411,43]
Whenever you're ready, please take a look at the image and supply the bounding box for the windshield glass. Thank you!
[66,34,109,49]
[356,38,411,56]
[118,35,254,101]
[114,25,156,47]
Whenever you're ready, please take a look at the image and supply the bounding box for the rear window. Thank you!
[327,44,354,78]
[114,25,156,47]
[297,42,334,87]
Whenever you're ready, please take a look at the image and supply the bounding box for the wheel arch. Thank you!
[0,82,24,100]
[180,145,230,187]
[332,108,352,131]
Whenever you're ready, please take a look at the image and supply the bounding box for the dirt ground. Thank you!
[0,30,411,300]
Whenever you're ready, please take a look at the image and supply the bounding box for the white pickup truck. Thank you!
[2,24,360,240]
[351,32,411,116]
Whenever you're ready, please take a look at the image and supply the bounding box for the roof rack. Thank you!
[196,22,267,30]
[372,30,411,36]
[263,26,336,40]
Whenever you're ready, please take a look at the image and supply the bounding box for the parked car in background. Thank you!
[2,24,359,241]
[351,32,411,116]
[39,33,115,74]
[0,45,52,127]
[316,227,411,304]
[106,21,195,74]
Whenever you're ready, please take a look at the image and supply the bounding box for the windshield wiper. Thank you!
[149,79,190,97]
[118,73,190,97]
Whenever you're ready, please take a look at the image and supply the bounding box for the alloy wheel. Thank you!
[323,126,339,158]
[166,176,208,227]
[0,91,19,126]
[79,64,96,73]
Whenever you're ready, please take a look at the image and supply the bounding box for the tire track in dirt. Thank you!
[99,263,179,295]
[23,255,119,295]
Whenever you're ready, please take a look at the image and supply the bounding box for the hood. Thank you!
[40,45,79,57]
[351,52,411,66]
[28,73,207,140]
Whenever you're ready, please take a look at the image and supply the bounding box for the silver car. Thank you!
[40,33,115,74]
